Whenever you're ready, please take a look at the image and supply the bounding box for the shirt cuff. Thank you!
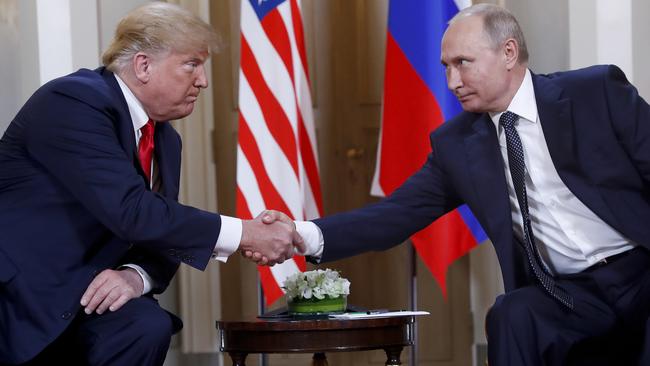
[212,215,242,263]
[120,264,152,295]
[295,221,324,260]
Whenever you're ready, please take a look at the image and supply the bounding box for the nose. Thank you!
[446,67,462,92]
[195,64,208,88]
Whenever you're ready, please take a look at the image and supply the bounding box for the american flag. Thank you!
[236,0,323,305]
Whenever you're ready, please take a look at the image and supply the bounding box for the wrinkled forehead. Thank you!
[444,15,486,42]
[441,16,491,56]
[152,46,210,62]
[168,40,211,58]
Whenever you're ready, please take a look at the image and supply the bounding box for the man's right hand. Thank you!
[239,210,305,266]
[80,268,144,315]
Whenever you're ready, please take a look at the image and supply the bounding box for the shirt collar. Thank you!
[490,69,538,127]
[114,74,150,132]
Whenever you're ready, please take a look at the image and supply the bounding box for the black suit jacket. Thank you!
[315,64,650,293]
[0,68,220,364]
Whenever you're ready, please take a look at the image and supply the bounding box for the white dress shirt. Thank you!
[114,75,241,294]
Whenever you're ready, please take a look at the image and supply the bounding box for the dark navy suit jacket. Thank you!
[0,68,220,364]
[315,65,650,294]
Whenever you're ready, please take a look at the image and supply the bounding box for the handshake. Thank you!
[239,210,306,266]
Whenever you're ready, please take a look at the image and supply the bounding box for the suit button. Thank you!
[61,311,72,320]
[168,249,177,257]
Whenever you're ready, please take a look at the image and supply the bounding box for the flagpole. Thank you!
[258,275,268,366]
[409,243,418,366]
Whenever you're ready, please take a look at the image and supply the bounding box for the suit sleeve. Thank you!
[121,247,179,294]
[603,65,650,185]
[313,135,462,263]
[22,84,219,271]
[121,131,183,293]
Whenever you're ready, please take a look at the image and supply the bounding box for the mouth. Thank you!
[456,93,474,103]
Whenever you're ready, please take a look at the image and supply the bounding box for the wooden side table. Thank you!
[216,315,414,366]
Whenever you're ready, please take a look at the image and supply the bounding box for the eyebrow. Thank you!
[442,55,470,66]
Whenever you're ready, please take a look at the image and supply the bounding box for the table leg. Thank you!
[384,346,403,366]
[228,352,248,366]
[312,352,329,366]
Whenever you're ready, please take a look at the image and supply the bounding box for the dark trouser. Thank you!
[20,296,178,366]
[487,247,650,366]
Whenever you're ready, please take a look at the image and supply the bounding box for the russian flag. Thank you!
[371,0,487,296]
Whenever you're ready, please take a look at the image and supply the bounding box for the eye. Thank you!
[459,59,471,67]
[182,61,199,72]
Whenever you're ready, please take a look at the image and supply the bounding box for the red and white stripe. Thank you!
[237,0,323,305]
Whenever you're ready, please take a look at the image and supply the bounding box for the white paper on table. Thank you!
[328,310,430,320]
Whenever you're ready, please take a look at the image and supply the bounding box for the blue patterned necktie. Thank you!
[499,111,574,309]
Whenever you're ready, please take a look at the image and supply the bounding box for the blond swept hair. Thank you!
[102,2,219,73]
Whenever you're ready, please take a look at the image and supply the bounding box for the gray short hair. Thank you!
[450,4,529,64]
[102,2,219,73]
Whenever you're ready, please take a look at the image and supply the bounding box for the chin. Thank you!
[460,100,492,113]
[169,106,196,121]
[183,103,196,116]
[460,103,480,113]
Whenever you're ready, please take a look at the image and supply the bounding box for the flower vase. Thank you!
[287,295,347,315]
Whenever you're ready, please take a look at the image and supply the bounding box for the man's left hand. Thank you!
[80,268,144,315]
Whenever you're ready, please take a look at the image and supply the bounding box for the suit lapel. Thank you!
[532,73,619,227]
[464,114,515,249]
[532,74,580,174]
[154,123,180,199]
[97,68,181,198]
[98,68,138,165]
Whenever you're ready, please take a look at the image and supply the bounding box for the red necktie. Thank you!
[138,119,155,182]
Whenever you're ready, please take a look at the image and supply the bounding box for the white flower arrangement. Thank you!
[284,269,351,301]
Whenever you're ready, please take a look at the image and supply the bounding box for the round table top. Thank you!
[217,315,414,331]
[217,315,415,354]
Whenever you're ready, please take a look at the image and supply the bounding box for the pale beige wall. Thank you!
[632,0,650,98]
[0,0,22,131]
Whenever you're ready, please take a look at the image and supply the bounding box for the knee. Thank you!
[130,303,173,346]
[117,298,174,348]
[486,289,542,337]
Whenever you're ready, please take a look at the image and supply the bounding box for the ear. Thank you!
[503,38,519,70]
[133,52,152,83]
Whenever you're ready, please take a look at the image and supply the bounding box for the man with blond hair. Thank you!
[0,3,302,365]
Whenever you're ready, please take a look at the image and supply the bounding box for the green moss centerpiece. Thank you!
[284,269,350,315]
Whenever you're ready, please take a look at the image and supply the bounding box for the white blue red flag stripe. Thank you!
[371,0,487,296]
[237,0,322,305]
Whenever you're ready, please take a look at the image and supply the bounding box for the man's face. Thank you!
[441,16,512,113]
[141,49,209,121]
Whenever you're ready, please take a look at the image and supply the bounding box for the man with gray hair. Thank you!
[0,3,302,365]
[259,3,650,365]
